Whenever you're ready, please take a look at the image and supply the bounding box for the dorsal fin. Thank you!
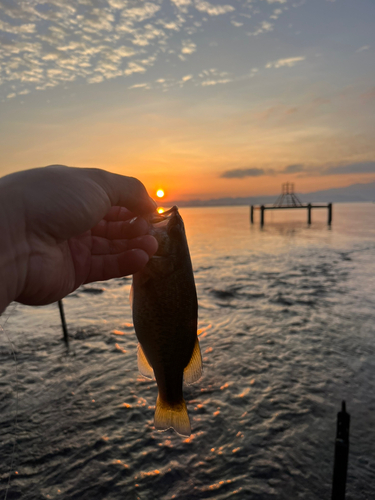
[137,343,154,379]
[184,338,203,385]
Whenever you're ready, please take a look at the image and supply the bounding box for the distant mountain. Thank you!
[170,181,375,207]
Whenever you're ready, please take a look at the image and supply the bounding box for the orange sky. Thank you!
[0,0,374,200]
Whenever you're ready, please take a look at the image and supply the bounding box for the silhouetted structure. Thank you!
[332,401,350,500]
[273,182,303,207]
[250,183,332,226]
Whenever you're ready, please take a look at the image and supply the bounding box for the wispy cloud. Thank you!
[181,40,197,55]
[249,21,274,36]
[0,0,316,98]
[194,1,235,16]
[356,45,370,53]
[220,168,267,178]
[170,0,192,13]
[128,82,150,89]
[262,0,287,3]
[283,164,305,173]
[220,162,375,180]
[322,162,375,176]
[199,68,232,86]
[266,56,306,69]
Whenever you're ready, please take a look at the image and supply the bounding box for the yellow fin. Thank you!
[129,284,133,308]
[184,338,203,385]
[154,395,191,437]
[137,343,154,380]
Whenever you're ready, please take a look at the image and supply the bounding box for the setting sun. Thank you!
[156,189,165,198]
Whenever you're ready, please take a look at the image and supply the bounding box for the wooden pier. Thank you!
[250,183,332,226]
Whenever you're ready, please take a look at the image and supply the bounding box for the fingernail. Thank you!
[129,216,138,224]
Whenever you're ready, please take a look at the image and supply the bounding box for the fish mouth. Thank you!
[149,206,183,235]
[150,206,179,225]
[148,206,184,256]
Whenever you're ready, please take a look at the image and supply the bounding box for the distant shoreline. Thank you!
[164,180,375,207]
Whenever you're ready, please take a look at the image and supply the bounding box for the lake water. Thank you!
[1,203,375,500]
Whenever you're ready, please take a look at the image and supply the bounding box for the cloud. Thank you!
[270,8,283,19]
[220,162,375,180]
[121,3,161,22]
[220,168,266,178]
[283,164,305,173]
[201,78,231,86]
[170,0,192,12]
[266,56,305,69]
[0,19,36,34]
[322,162,375,176]
[199,68,232,86]
[356,45,370,53]
[181,40,197,55]
[124,61,146,75]
[194,1,235,16]
[0,0,303,98]
[128,82,150,89]
[108,0,128,8]
[250,21,274,36]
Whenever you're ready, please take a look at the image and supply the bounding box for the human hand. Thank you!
[0,165,158,313]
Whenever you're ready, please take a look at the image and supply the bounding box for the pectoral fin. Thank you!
[154,395,191,437]
[137,343,154,380]
[184,337,203,385]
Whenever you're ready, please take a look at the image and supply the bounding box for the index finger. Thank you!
[84,169,157,215]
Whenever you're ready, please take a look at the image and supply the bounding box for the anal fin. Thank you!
[184,337,203,385]
[137,343,154,380]
[154,395,191,437]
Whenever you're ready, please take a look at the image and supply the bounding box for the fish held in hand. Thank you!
[131,206,202,437]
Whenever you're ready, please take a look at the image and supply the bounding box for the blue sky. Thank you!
[0,0,374,199]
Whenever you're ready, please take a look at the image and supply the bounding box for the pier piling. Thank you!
[260,205,265,226]
[331,401,350,500]
[328,202,333,225]
[308,203,312,225]
[250,205,254,224]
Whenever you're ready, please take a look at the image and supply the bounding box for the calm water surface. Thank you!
[1,204,375,499]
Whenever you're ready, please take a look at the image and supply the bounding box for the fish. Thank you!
[131,206,202,437]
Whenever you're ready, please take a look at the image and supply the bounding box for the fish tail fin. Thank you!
[154,395,191,437]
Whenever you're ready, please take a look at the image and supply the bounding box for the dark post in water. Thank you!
[307,203,312,224]
[328,202,333,225]
[58,299,69,345]
[331,401,350,500]
[260,205,265,226]
[250,205,254,224]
